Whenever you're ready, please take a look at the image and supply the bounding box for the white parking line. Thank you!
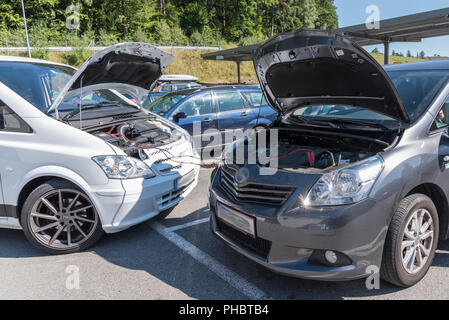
[151,221,270,300]
[165,218,210,232]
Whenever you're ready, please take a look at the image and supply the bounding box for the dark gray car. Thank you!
[208,29,449,287]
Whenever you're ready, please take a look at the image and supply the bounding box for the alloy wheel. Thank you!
[28,189,98,249]
[401,208,434,274]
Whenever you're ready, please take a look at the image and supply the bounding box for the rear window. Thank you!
[160,84,173,92]
[241,91,268,107]
[216,92,246,112]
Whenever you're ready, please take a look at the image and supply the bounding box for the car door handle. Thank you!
[203,118,213,122]
[240,111,248,116]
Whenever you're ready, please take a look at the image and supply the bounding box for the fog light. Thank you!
[325,250,338,264]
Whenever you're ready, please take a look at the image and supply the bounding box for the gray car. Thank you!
[208,29,449,287]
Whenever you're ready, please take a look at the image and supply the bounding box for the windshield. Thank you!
[144,93,187,115]
[388,70,449,122]
[0,61,75,112]
[290,70,449,123]
[0,61,137,115]
[57,89,135,113]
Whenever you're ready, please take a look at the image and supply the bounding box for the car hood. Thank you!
[48,42,174,115]
[253,29,410,123]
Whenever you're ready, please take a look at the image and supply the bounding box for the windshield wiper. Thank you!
[62,102,119,121]
[290,115,340,128]
[325,119,392,131]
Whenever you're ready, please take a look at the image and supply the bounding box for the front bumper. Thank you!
[208,167,392,281]
[93,162,199,233]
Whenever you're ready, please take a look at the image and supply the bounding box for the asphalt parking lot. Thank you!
[1,168,449,300]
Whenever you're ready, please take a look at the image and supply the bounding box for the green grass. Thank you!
[371,53,425,65]
[1,49,426,84]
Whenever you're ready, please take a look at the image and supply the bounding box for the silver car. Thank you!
[0,43,199,254]
[209,29,449,287]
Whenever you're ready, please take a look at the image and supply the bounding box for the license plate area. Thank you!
[216,203,255,237]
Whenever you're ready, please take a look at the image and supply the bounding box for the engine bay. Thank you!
[91,118,180,159]
[272,141,374,170]
[251,126,399,171]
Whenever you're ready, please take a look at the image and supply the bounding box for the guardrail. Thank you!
[0,45,223,52]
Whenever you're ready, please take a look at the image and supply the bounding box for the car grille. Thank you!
[220,165,295,206]
[157,182,192,210]
[216,219,272,259]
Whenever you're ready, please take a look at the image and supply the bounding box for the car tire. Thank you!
[381,193,439,287]
[21,179,104,254]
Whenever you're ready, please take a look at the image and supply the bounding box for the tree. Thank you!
[407,50,412,57]
[315,0,338,29]
[420,50,426,59]
[0,0,340,46]
[180,1,209,36]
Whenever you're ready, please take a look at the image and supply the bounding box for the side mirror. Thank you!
[173,112,187,122]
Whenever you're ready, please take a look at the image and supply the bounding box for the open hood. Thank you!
[49,42,174,115]
[253,29,410,123]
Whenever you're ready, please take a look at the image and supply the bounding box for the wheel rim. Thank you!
[401,208,434,274]
[29,189,98,250]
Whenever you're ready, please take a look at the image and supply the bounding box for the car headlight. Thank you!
[304,155,384,206]
[92,155,155,179]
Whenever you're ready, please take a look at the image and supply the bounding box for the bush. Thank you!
[62,32,94,66]
[31,48,49,60]
[132,28,150,43]
[170,25,188,45]
[189,26,226,47]
[96,29,118,46]
[64,47,91,67]
[153,20,188,46]
[189,31,203,46]
[1,28,26,46]
[238,34,266,46]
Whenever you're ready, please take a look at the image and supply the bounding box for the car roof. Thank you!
[0,55,76,69]
[159,74,198,81]
[160,82,200,85]
[384,59,449,72]
[167,84,261,96]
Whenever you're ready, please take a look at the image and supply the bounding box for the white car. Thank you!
[0,43,200,254]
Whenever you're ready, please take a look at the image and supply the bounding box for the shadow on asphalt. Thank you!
[2,209,438,299]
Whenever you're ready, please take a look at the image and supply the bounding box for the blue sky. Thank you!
[334,0,449,57]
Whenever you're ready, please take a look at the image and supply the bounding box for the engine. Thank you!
[274,141,372,170]
[92,119,179,159]
[252,127,392,171]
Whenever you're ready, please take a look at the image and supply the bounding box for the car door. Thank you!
[215,90,258,134]
[431,98,449,184]
[240,90,277,127]
[171,92,218,150]
[0,99,33,219]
